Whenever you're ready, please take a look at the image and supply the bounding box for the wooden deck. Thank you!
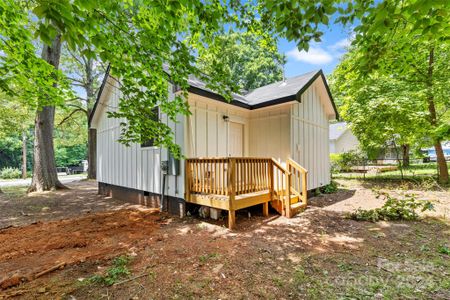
[185,157,308,229]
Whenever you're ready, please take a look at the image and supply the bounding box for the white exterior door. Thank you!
[228,122,244,157]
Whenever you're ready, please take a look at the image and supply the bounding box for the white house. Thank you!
[90,69,338,228]
[329,122,359,154]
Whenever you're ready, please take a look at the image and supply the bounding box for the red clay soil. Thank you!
[0,180,448,299]
[0,209,163,290]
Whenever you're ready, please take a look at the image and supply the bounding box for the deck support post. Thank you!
[262,202,269,217]
[302,171,308,206]
[228,210,236,229]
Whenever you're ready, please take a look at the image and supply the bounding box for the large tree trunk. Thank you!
[402,144,410,167]
[434,141,448,182]
[22,131,27,179]
[426,47,449,184]
[87,127,96,179]
[28,35,66,192]
[86,58,96,179]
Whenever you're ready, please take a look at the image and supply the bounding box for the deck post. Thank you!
[184,160,190,202]
[262,202,269,217]
[302,171,308,206]
[269,160,274,201]
[285,169,291,218]
[228,158,236,229]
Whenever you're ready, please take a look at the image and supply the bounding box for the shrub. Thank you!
[0,167,22,179]
[330,150,364,173]
[320,181,338,194]
[347,193,433,222]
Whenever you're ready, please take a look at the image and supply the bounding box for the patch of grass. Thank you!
[198,253,220,263]
[0,186,27,197]
[438,245,450,255]
[88,255,131,286]
[333,163,450,190]
[290,264,334,298]
[337,262,353,271]
[347,192,434,222]
[271,276,284,287]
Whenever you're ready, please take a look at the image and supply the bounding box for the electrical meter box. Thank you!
[161,152,180,176]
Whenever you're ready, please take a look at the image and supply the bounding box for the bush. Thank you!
[330,150,364,173]
[347,193,433,222]
[0,167,22,179]
[320,181,338,194]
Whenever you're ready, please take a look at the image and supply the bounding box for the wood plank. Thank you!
[233,192,270,210]
[187,194,230,210]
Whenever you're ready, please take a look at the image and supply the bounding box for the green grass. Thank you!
[0,185,28,197]
[333,163,450,189]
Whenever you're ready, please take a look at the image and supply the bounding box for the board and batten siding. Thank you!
[291,83,331,190]
[185,93,250,158]
[248,106,291,162]
[95,78,185,199]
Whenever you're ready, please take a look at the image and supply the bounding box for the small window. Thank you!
[141,106,159,148]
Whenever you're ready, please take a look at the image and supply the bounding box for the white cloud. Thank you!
[287,46,333,65]
[287,36,353,66]
[329,38,351,51]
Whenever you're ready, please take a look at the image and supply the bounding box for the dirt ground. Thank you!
[0,179,449,299]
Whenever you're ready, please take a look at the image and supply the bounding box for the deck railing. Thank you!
[185,158,272,197]
[185,157,307,218]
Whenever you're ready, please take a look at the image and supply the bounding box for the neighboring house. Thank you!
[90,69,338,228]
[423,142,450,161]
[329,122,359,154]
[329,122,410,164]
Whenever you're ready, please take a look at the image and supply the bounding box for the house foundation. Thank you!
[98,182,186,217]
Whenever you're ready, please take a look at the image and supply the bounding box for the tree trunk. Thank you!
[28,35,66,192]
[402,144,410,167]
[87,127,96,179]
[86,58,97,179]
[22,131,27,179]
[426,47,449,184]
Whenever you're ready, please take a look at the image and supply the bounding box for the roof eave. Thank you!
[294,69,339,120]
[89,64,111,127]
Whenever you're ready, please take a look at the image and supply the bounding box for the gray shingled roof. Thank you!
[188,70,320,106]
[329,122,348,140]
[244,70,318,105]
[187,75,249,103]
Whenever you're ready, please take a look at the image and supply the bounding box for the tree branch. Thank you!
[58,108,86,126]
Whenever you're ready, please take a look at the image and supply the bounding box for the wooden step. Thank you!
[287,202,307,218]
[290,195,299,205]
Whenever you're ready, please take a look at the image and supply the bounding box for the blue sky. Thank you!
[279,22,354,77]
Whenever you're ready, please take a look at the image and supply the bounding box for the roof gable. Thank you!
[329,122,348,140]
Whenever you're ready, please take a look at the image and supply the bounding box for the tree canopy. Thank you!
[2,0,450,188]
[198,32,285,91]
[331,0,450,182]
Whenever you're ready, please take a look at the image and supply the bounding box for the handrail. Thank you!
[271,158,290,216]
[287,158,307,173]
[286,157,308,214]
[271,158,290,175]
